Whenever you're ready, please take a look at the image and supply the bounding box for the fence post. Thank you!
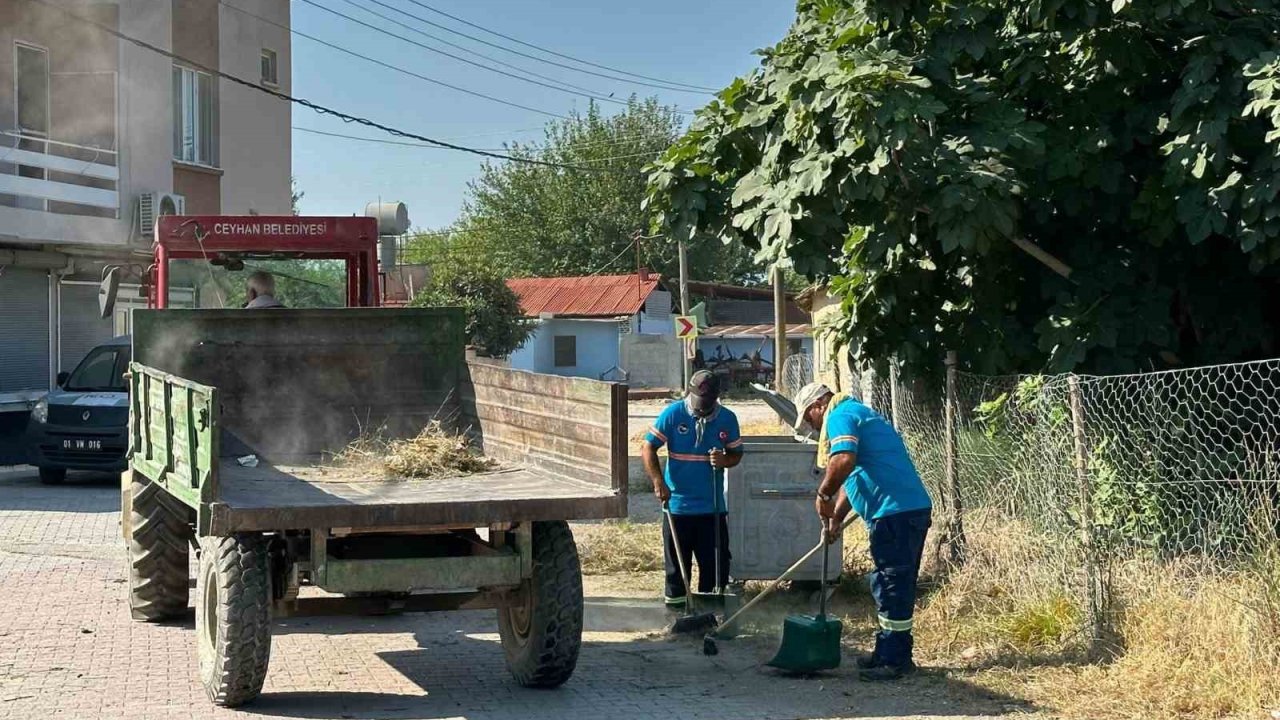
[1068,375,1113,657]
[940,350,967,567]
[889,361,902,431]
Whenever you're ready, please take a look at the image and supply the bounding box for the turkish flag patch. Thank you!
[719,431,729,440]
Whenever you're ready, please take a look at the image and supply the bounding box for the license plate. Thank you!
[62,439,103,451]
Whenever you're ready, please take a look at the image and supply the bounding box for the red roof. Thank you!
[506,273,662,318]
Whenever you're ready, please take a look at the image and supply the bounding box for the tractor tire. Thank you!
[196,534,272,708]
[497,521,583,688]
[38,467,66,485]
[126,476,190,621]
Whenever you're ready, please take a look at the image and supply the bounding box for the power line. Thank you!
[400,0,718,93]
[294,125,670,157]
[381,0,716,95]
[217,0,567,119]
[26,0,607,172]
[302,0,653,110]
[336,0,615,99]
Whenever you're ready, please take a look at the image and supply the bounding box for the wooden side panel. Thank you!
[127,363,217,511]
[460,362,628,498]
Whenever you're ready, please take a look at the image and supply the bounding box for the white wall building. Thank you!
[0,0,292,448]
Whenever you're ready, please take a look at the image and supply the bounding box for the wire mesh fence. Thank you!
[779,353,814,398]
[863,357,1280,653]
[778,348,1280,655]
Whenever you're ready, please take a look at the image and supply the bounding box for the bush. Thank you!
[410,268,533,358]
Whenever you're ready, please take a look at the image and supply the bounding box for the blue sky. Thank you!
[289,0,797,229]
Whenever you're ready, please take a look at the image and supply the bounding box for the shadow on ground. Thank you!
[257,610,1032,720]
[0,467,119,513]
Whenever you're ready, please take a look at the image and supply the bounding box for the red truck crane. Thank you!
[148,215,382,308]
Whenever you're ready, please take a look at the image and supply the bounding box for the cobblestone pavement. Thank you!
[0,468,1033,720]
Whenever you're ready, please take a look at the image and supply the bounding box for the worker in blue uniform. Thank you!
[641,371,743,608]
[793,382,932,681]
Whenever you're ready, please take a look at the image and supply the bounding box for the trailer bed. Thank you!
[208,463,618,533]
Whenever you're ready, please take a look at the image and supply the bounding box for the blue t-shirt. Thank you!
[826,397,932,522]
[644,399,743,515]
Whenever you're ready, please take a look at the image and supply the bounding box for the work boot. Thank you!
[858,661,916,682]
[855,653,883,670]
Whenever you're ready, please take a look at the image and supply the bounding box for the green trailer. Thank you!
[120,308,628,707]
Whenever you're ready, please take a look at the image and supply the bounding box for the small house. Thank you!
[505,270,679,387]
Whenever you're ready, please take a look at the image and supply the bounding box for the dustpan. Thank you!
[766,527,842,673]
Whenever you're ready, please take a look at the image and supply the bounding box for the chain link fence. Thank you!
[863,357,1280,654]
[779,353,814,398]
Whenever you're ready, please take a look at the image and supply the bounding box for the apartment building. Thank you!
[0,0,292,454]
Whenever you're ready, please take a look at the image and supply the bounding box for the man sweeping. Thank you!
[793,382,932,681]
[641,371,743,610]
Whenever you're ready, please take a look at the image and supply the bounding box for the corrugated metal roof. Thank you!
[506,273,662,318]
[700,323,811,339]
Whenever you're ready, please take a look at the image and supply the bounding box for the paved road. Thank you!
[0,467,1030,720]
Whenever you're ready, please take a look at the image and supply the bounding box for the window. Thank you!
[15,43,49,138]
[788,339,803,357]
[172,65,214,165]
[15,43,49,211]
[65,347,127,392]
[553,335,576,368]
[260,49,278,86]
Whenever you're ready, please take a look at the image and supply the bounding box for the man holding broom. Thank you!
[641,371,743,611]
[793,382,933,681]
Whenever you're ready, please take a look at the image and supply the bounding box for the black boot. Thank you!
[858,660,916,682]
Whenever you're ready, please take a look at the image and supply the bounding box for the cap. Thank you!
[687,370,720,415]
[792,382,832,432]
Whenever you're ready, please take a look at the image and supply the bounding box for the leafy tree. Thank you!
[404,98,758,284]
[646,0,1280,376]
[291,176,304,215]
[409,267,533,357]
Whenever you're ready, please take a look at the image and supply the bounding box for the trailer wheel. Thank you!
[197,534,272,708]
[497,520,583,688]
[126,475,190,621]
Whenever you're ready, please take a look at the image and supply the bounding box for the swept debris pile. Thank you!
[330,421,496,479]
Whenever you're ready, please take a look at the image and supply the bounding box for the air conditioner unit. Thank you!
[137,192,186,237]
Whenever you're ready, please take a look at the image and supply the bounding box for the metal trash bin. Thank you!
[725,436,841,582]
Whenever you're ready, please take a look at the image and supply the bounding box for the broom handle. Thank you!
[717,514,856,634]
[664,502,694,610]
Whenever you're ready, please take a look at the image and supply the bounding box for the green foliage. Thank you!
[176,260,345,308]
[646,0,1280,376]
[409,267,533,358]
[291,177,304,215]
[404,98,757,283]
[1000,594,1080,649]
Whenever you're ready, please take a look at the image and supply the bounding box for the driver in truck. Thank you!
[244,271,285,309]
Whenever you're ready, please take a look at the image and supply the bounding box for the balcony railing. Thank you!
[0,131,119,215]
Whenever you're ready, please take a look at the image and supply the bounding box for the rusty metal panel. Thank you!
[131,308,465,461]
[507,274,660,318]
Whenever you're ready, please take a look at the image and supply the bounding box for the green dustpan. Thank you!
[766,528,843,673]
[767,613,843,672]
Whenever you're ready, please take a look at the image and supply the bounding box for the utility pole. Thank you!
[678,239,691,387]
[773,265,787,394]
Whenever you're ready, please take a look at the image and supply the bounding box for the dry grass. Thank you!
[330,421,496,479]
[577,520,663,575]
[628,418,788,448]
[881,509,1280,720]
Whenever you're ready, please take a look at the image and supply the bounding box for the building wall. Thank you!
[809,288,854,393]
[619,333,681,389]
[217,0,291,215]
[507,319,620,380]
